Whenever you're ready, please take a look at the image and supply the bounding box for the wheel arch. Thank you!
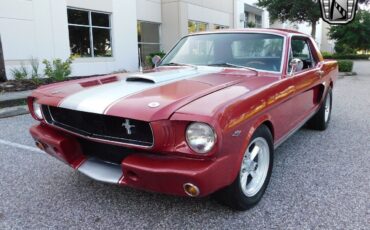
[261,120,274,141]
[233,115,275,177]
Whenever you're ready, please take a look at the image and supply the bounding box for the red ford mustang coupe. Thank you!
[28,29,337,210]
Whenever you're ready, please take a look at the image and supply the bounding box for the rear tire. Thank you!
[214,125,273,211]
[307,87,332,131]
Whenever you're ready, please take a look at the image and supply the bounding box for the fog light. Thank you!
[183,183,200,197]
[35,141,46,151]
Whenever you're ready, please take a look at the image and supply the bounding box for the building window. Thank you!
[67,8,112,58]
[137,21,161,67]
[214,25,229,30]
[244,12,250,28]
[188,21,208,34]
[255,15,262,28]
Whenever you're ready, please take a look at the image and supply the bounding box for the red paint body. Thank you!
[28,29,338,197]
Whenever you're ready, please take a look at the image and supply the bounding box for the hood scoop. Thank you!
[126,68,201,84]
[126,75,156,84]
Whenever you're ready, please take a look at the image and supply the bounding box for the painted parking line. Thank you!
[0,139,43,153]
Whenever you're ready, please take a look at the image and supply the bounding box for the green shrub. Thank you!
[30,58,42,85]
[43,58,73,82]
[321,51,333,58]
[334,43,356,55]
[337,60,354,72]
[11,63,28,80]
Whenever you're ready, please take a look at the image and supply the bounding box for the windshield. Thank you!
[161,33,285,72]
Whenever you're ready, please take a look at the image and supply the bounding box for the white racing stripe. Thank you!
[0,139,43,153]
[59,67,222,114]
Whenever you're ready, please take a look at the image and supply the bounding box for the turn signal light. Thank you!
[35,141,46,151]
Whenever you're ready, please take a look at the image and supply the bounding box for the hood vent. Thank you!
[126,75,156,84]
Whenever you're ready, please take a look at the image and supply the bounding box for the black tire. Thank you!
[307,87,332,131]
[214,125,273,211]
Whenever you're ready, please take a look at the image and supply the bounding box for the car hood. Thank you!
[35,66,257,121]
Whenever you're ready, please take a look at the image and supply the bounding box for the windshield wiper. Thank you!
[161,62,198,69]
[208,63,258,74]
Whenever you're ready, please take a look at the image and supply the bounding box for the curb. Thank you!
[338,72,357,79]
[0,105,29,118]
[0,98,27,109]
[0,90,31,109]
[338,72,357,76]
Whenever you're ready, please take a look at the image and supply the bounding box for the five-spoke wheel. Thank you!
[214,125,273,211]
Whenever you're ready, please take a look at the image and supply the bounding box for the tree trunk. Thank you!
[311,21,317,39]
[0,35,6,82]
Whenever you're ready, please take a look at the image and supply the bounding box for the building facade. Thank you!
[0,0,272,79]
[7,0,337,80]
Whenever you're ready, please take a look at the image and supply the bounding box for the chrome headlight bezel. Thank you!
[32,100,43,120]
[185,122,217,154]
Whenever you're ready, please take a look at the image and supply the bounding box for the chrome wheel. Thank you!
[324,92,331,123]
[240,137,270,197]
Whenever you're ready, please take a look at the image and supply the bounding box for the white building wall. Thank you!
[137,0,162,23]
[0,0,141,79]
[1,0,303,80]
[234,0,270,28]
[0,0,71,79]
[161,0,235,51]
[66,0,139,76]
[187,3,232,27]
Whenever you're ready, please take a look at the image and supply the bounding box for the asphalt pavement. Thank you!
[0,75,369,229]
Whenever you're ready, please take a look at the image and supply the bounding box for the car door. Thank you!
[289,36,323,126]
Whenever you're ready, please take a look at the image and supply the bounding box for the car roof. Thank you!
[189,28,310,38]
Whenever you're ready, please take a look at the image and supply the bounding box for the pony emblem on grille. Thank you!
[122,119,135,135]
[319,0,359,24]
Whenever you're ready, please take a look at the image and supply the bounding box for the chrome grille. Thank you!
[42,106,154,147]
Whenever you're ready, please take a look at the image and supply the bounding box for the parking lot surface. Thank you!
[0,75,369,229]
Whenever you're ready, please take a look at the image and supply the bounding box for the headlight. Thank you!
[186,122,216,154]
[33,100,43,120]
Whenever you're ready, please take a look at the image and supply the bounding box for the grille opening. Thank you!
[79,138,141,165]
[42,105,154,147]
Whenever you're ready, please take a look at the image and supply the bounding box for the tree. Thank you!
[329,10,370,53]
[257,0,321,37]
[358,0,370,4]
[0,35,6,82]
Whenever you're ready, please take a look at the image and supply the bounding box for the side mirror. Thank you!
[289,58,304,76]
[152,55,162,67]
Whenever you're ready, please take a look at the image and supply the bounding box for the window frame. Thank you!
[137,21,162,47]
[214,24,229,30]
[160,32,287,74]
[188,20,209,34]
[255,14,262,28]
[137,20,162,67]
[287,36,319,75]
[244,11,250,28]
[67,7,113,58]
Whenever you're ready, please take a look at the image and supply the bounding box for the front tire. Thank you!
[307,87,332,131]
[214,125,273,211]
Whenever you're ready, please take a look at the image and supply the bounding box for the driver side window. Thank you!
[289,38,315,71]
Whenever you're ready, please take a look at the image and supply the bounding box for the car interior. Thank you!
[288,38,316,73]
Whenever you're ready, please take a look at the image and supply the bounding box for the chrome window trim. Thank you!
[160,32,287,75]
